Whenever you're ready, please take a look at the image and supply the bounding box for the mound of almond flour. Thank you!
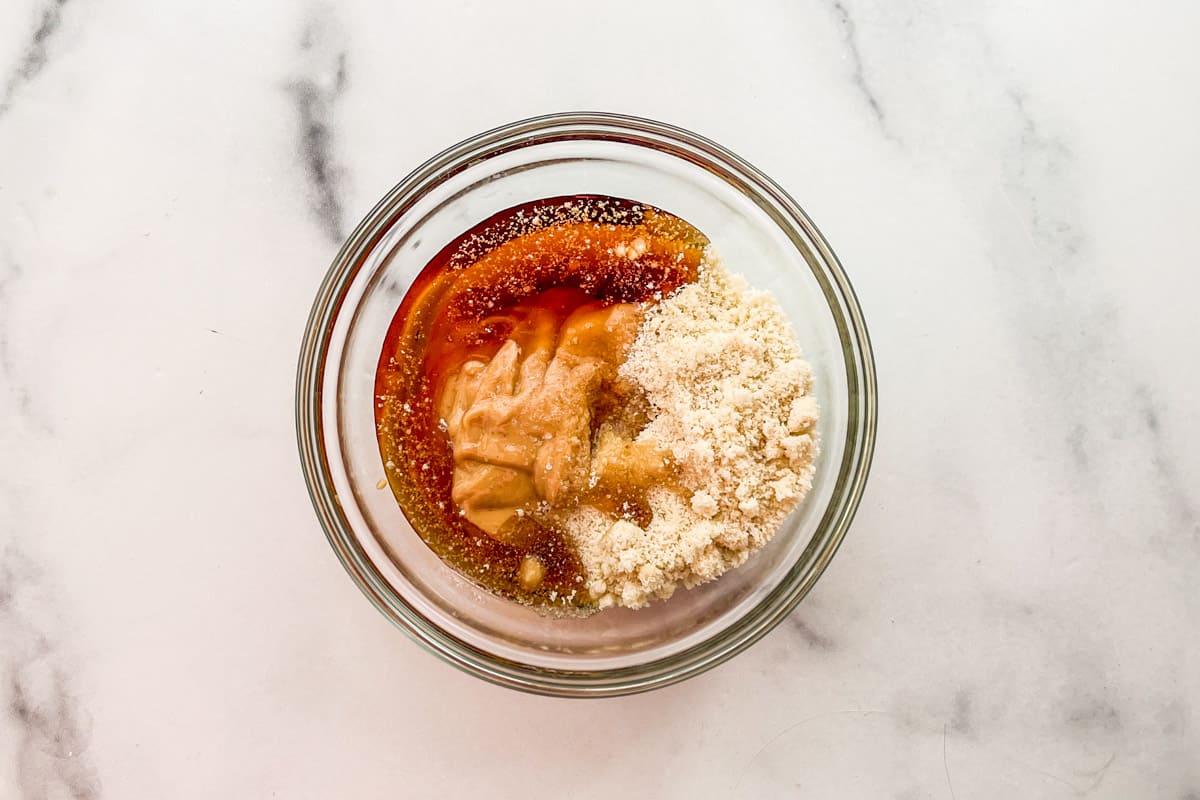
[563,253,819,608]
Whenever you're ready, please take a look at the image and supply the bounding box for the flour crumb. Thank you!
[563,252,819,608]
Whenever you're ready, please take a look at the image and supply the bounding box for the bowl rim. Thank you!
[296,111,877,697]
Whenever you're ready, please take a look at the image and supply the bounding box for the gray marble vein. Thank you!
[0,542,100,798]
[0,0,71,119]
[1136,382,1200,545]
[786,615,835,651]
[819,0,896,141]
[841,1,1195,557]
[0,251,22,380]
[993,87,1198,552]
[948,689,972,735]
[0,251,53,435]
[288,13,350,245]
[0,249,93,795]
[788,8,1198,787]
[1003,87,1085,262]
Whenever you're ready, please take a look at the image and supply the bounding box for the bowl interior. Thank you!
[318,129,856,675]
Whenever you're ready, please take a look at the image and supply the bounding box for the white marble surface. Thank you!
[1,0,1198,796]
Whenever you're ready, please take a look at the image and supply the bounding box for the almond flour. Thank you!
[562,252,819,608]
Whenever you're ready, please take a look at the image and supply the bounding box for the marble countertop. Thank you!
[2,0,1197,796]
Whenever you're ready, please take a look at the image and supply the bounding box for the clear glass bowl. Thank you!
[296,112,876,697]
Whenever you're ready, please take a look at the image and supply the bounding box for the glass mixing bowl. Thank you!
[296,112,876,697]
